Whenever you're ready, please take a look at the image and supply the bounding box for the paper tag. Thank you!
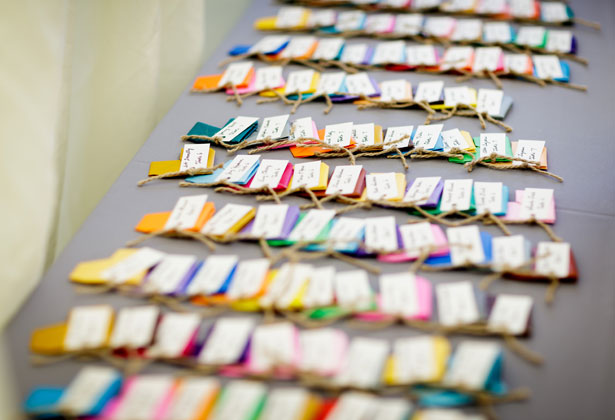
[352,123,375,146]
[473,181,503,214]
[380,79,411,102]
[336,10,366,31]
[289,209,335,241]
[345,72,377,96]
[187,255,238,295]
[149,312,200,358]
[249,159,288,189]
[444,86,473,107]
[218,62,252,88]
[163,195,209,231]
[59,366,119,414]
[227,258,270,299]
[163,378,219,420]
[535,242,571,277]
[373,398,412,420]
[412,124,443,149]
[436,281,480,326]
[406,45,438,66]
[199,318,254,365]
[480,133,507,156]
[372,40,405,64]
[441,128,467,152]
[210,381,266,420]
[256,115,289,141]
[101,247,165,283]
[441,47,473,70]
[250,322,296,371]
[483,22,512,43]
[541,2,569,22]
[327,392,376,420]
[488,294,533,334]
[511,0,536,17]
[285,69,316,94]
[404,176,441,205]
[302,266,335,307]
[264,263,311,309]
[328,217,365,249]
[112,376,175,420]
[201,203,253,236]
[451,19,482,41]
[533,55,564,79]
[341,43,369,64]
[514,139,545,165]
[324,122,353,147]
[515,26,546,46]
[336,338,389,388]
[145,254,196,294]
[446,341,499,390]
[180,144,211,171]
[326,165,363,195]
[424,17,455,37]
[64,306,113,351]
[335,270,373,311]
[215,117,259,143]
[380,272,419,317]
[415,80,444,103]
[492,235,527,271]
[384,125,414,149]
[505,53,532,74]
[366,14,395,34]
[110,306,159,349]
[260,388,309,420]
[281,36,316,58]
[519,188,553,220]
[276,6,305,28]
[473,47,502,72]
[308,9,336,27]
[254,66,284,91]
[477,0,506,14]
[413,0,440,8]
[251,204,289,239]
[446,225,485,266]
[250,35,289,53]
[546,30,573,53]
[316,72,346,95]
[440,179,473,212]
[313,38,345,60]
[476,89,503,116]
[394,336,436,383]
[291,160,322,189]
[394,14,423,35]
[290,116,317,141]
[365,216,398,253]
[399,222,436,256]
[299,328,344,373]
[366,173,399,201]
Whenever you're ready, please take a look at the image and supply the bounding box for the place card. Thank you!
[373,397,413,419]
[365,14,396,34]
[199,318,255,365]
[308,9,336,28]
[446,341,500,390]
[515,26,547,47]
[335,10,366,32]
[218,62,253,88]
[259,388,310,420]
[216,155,260,184]
[110,306,159,349]
[545,30,573,53]
[441,128,470,152]
[383,125,414,149]
[288,209,335,242]
[404,176,443,206]
[483,22,513,43]
[249,322,298,372]
[366,172,405,201]
[451,19,482,41]
[535,242,571,278]
[412,124,444,150]
[423,17,456,38]
[179,144,212,172]
[371,40,405,64]
[326,392,376,419]
[163,194,210,232]
[436,281,480,326]
[260,263,311,309]
[326,217,365,252]
[365,216,398,253]
[488,294,533,335]
[324,122,353,147]
[379,79,412,102]
[256,115,290,141]
[64,305,113,352]
[144,254,197,295]
[248,159,290,189]
[249,35,289,54]
[513,139,545,165]
[111,376,175,420]
[476,89,504,116]
[473,181,505,215]
[187,255,238,296]
[58,366,122,416]
[439,179,473,212]
[352,122,377,146]
[148,312,200,358]
[334,270,373,311]
[541,2,570,23]
[394,14,423,36]
[336,338,389,388]
[302,266,336,308]
[473,47,503,72]
[344,72,378,96]
[479,133,509,157]
[446,225,485,266]
[477,0,507,14]
[290,116,319,141]
[280,36,317,59]
[392,336,441,384]
[406,45,438,66]
[162,378,219,420]
[276,7,307,28]
[533,55,564,80]
[379,272,419,318]
[226,258,270,300]
[313,38,345,60]
[316,72,346,95]
[326,165,365,196]
[444,86,475,108]
[201,203,255,236]
[398,222,437,257]
[340,43,369,64]
[504,53,533,74]
[254,66,284,91]
[101,247,165,284]
[249,204,296,240]
[208,381,267,420]
[414,81,444,103]
[299,328,347,375]
[285,69,317,94]
[440,46,473,71]
[290,160,328,190]
[214,116,259,144]
[519,188,553,220]
[492,235,529,271]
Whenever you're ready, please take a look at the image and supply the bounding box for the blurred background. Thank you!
[0,0,250,417]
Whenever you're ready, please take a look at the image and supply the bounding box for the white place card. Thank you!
[473,181,503,214]
[424,16,456,38]
[444,86,474,107]
[451,19,482,41]
[436,281,480,326]
[199,317,254,365]
[187,255,238,296]
[446,341,500,390]
[344,72,377,96]
[290,116,317,141]
[394,14,423,36]
[441,128,467,152]
[412,124,443,149]
[533,55,564,80]
[334,270,373,311]
[256,114,289,141]
[373,398,412,420]
[541,2,569,22]
[180,144,211,171]
[201,203,253,236]
[327,392,376,420]
[380,272,419,318]
[162,378,219,420]
[227,258,270,299]
[251,204,289,239]
[64,305,113,351]
[483,22,512,43]
[446,225,485,266]
[414,80,444,103]
[384,125,414,149]
[328,217,365,249]
[291,160,322,189]
[535,242,571,278]
[250,35,289,54]
[249,159,288,189]
[326,165,363,195]
[514,139,545,165]
[336,338,389,388]
[479,132,507,156]
[473,47,502,72]
[260,388,309,420]
[110,306,159,349]
[101,247,165,283]
[440,179,473,212]
[302,266,335,308]
[366,13,396,34]
[476,88,503,116]
[393,336,437,383]
[288,209,335,241]
[308,9,336,27]
[217,154,260,183]
[281,36,316,58]
[515,26,546,46]
[492,235,527,271]
[276,6,306,28]
[112,376,175,420]
[299,328,345,374]
[324,122,353,147]
[250,322,296,371]
[149,312,200,358]
[215,116,259,143]
[264,263,311,309]
[488,294,533,335]
[145,254,196,294]
[340,43,369,64]
[504,53,531,74]
[336,10,366,32]
[316,72,346,95]
[218,62,252,88]
[404,176,441,205]
[379,79,412,102]
[365,216,398,252]
[285,69,316,94]
[441,46,473,71]
[399,222,436,257]
[164,195,209,231]
[372,40,405,64]
[209,381,267,420]
[59,366,120,415]
[254,66,284,91]
[366,173,399,200]
[519,188,553,220]
[352,123,375,146]
[406,45,438,66]
[313,38,345,60]
[546,30,573,53]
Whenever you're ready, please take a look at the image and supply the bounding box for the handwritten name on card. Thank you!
[217,155,259,183]
[372,40,405,64]
[476,88,503,116]
[473,181,503,214]
[380,79,412,102]
[227,259,270,299]
[440,179,473,212]
[352,123,375,146]
[384,125,414,149]
[251,204,289,239]
[414,80,444,103]
[514,140,545,165]
[218,62,252,88]
[365,216,398,253]
[254,66,283,91]
[380,272,419,318]
[164,195,208,231]
[180,144,210,171]
[249,159,288,189]
[290,117,317,141]
[366,173,399,200]
[394,336,437,383]
[291,160,322,189]
[535,242,570,278]
[64,306,113,351]
[110,306,159,349]
[285,69,316,94]
[324,122,353,147]
[313,38,344,60]
[492,235,527,271]
[488,294,533,335]
[404,176,441,205]
[316,72,345,95]
[289,209,335,241]
[199,318,254,365]
[344,72,377,96]
[440,128,467,152]
[399,222,436,256]
[145,254,197,294]
[187,255,238,296]
[446,341,499,390]
[334,270,373,311]
[326,165,363,195]
[302,266,335,308]
[436,281,480,326]
[341,43,369,64]
[256,115,289,141]
[533,55,564,80]
[519,188,553,220]
[215,116,258,143]
[413,124,443,149]
[281,36,316,58]
[201,203,253,236]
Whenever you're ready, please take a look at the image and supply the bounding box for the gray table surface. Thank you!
[7,0,615,419]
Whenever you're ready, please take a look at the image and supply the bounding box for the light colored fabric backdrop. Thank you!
[0,0,250,417]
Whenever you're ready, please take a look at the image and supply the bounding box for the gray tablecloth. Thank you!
[7,0,615,418]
